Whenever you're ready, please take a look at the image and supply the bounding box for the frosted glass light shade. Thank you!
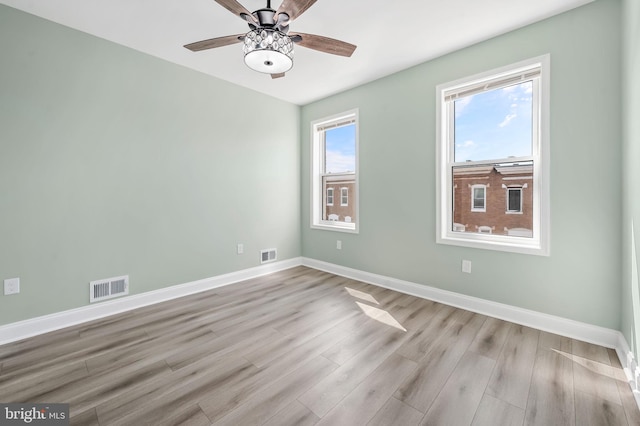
[243,29,294,74]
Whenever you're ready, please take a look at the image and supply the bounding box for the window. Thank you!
[506,187,523,213]
[436,55,550,256]
[311,109,358,233]
[471,185,486,212]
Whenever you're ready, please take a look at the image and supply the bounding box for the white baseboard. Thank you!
[302,257,640,410]
[616,333,640,408]
[0,257,302,345]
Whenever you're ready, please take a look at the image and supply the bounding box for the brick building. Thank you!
[323,174,355,223]
[452,163,533,237]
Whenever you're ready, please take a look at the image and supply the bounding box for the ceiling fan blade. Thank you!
[271,73,286,79]
[290,33,357,57]
[214,0,257,23]
[276,0,317,21]
[184,34,245,52]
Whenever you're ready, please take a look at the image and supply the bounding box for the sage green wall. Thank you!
[621,0,640,361]
[301,0,622,329]
[0,5,301,325]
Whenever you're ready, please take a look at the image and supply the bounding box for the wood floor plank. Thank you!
[573,339,612,364]
[575,390,628,426]
[0,361,89,403]
[420,351,495,426]
[367,397,423,426]
[486,325,539,409]
[95,353,255,425]
[394,303,459,362]
[572,347,623,406]
[468,317,512,360]
[69,408,100,426]
[212,355,338,426]
[316,353,417,426]
[524,331,575,426]
[262,400,320,426]
[321,320,390,365]
[299,327,409,417]
[471,395,524,426]
[198,312,361,423]
[394,313,487,412]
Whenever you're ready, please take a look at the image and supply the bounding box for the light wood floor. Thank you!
[0,266,638,426]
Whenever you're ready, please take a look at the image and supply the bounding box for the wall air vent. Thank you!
[260,248,277,264]
[89,275,129,303]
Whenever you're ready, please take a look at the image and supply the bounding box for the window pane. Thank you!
[454,81,533,162]
[325,124,356,174]
[452,162,533,237]
[473,187,485,209]
[508,189,521,211]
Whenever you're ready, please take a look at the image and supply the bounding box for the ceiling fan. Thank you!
[184,0,357,79]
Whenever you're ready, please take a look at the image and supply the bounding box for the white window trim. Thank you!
[311,109,359,233]
[435,55,550,256]
[341,187,349,206]
[471,184,487,212]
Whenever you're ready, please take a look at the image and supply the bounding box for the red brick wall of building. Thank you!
[453,167,532,235]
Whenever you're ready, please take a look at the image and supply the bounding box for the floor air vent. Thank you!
[90,275,129,303]
[260,248,277,264]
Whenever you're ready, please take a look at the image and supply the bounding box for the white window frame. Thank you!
[327,187,334,206]
[311,109,359,233]
[436,55,550,256]
[341,187,349,206]
[471,184,486,212]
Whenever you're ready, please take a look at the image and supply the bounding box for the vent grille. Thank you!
[90,275,129,303]
[260,248,277,264]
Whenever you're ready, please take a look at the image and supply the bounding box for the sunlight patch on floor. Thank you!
[355,301,407,332]
[553,349,627,382]
[345,287,379,305]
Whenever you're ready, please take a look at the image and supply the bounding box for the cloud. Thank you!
[499,113,517,128]
[456,140,475,148]
[455,96,473,117]
[326,150,355,173]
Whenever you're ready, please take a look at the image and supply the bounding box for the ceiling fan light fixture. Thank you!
[243,29,293,74]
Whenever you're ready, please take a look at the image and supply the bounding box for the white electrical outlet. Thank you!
[337,240,342,250]
[237,243,244,255]
[4,277,20,295]
[462,260,472,274]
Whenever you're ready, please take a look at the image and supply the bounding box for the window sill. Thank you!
[437,232,549,256]
[311,222,358,234]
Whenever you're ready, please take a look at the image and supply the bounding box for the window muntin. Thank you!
[311,110,359,233]
[436,56,550,256]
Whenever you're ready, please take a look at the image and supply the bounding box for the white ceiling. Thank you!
[1,0,593,105]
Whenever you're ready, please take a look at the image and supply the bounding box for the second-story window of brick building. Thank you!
[471,185,486,212]
[327,188,334,206]
[341,187,348,206]
[506,187,523,213]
